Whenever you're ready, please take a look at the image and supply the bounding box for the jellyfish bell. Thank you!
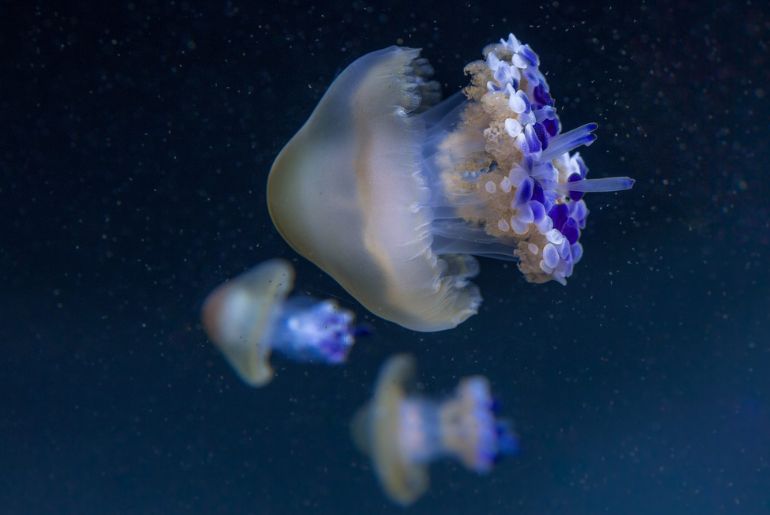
[352,354,518,506]
[351,354,427,505]
[202,259,359,387]
[202,259,292,386]
[268,47,479,333]
[268,34,634,332]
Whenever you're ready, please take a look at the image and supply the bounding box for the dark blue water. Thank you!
[3,1,769,513]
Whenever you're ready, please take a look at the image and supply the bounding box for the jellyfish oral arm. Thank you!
[397,399,442,464]
[269,297,356,364]
[557,176,636,194]
[417,34,636,287]
[395,379,517,474]
[438,377,518,472]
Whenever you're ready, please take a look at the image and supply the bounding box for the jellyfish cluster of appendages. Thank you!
[274,298,356,364]
[398,377,518,472]
[457,34,630,285]
[459,378,519,471]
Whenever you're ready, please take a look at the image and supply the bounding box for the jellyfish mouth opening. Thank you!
[414,33,634,285]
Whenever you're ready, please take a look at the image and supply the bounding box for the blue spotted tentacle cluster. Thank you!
[459,377,519,472]
[485,34,634,284]
[276,299,357,364]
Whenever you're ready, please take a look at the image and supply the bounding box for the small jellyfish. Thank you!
[201,259,357,387]
[268,33,634,331]
[352,354,518,506]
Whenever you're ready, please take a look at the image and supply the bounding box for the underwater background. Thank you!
[2,0,769,513]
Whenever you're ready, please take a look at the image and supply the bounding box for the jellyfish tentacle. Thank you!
[557,176,636,194]
[539,122,598,161]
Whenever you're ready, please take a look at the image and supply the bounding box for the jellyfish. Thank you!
[351,354,518,505]
[201,259,358,387]
[267,33,634,332]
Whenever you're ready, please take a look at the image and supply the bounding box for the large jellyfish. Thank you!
[202,259,358,387]
[268,33,634,331]
[352,354,518,506]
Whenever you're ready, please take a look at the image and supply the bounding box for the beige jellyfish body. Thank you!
[267,47,481,332]
[201,259,294,386]
[351,354,428,505]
